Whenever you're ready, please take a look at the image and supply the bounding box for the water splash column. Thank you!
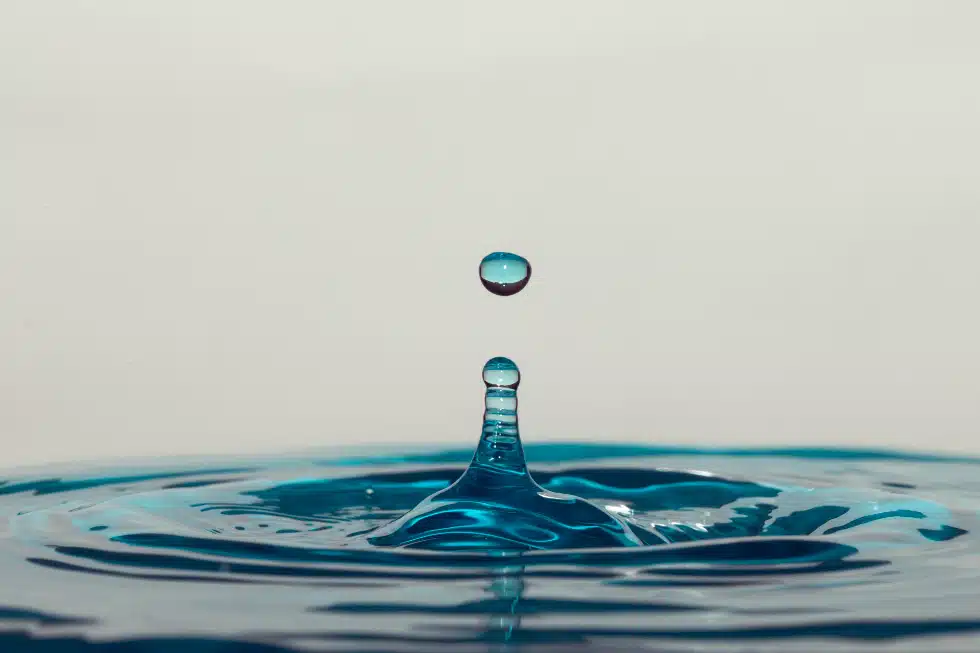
[367,250,643,549]
[472,357,527,477]
[472,252,533,482]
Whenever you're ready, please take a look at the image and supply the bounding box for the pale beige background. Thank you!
[2,2,979,466]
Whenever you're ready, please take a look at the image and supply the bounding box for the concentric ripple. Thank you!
[1,444,979,652]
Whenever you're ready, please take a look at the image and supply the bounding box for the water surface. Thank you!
[2,443,978,652]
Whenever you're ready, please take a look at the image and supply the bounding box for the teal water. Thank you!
[2,252,976,651]
[479,252,531,296]
[1,442,978,651]
[368,357,642,550]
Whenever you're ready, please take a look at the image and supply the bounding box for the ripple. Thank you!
[1,446,978,651]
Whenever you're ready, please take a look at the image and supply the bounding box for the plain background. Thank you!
[2,2,978,467]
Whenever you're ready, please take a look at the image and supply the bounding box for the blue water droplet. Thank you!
[483,356,520,389]
[480,252,531,296]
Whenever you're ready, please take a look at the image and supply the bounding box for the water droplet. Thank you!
[480,252,531,296]
[483,356,520,389]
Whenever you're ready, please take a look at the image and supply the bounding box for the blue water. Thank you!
[2,441,979,651]
[479,252,531,296]
[369,357,641,551]
[2,254,976,651]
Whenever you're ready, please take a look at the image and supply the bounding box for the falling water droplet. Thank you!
[480,252,531,296]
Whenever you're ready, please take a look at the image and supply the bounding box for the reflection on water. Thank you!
[1,444,978,651]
